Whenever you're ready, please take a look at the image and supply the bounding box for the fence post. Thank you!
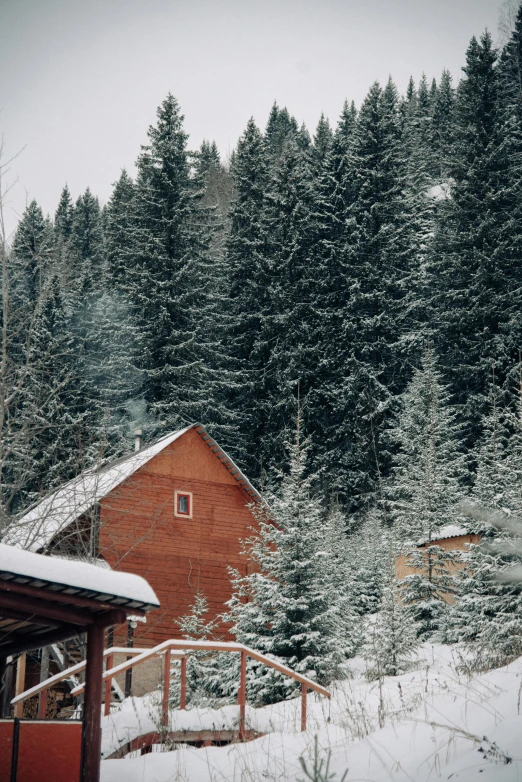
[239,650,246,740]
[301,684,307,732]
[180,656,187,710]
[103,654,113,717]
[162,648,171,727]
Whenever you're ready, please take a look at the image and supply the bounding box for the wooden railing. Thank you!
[70,639,330,734]
[13,640,330,734]
[10,647,178,718]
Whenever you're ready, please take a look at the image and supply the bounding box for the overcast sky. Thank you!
[0,0,507,238]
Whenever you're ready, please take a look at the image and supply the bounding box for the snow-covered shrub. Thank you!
[169,590,239,708]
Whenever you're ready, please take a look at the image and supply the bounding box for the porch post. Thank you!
[238,650,246,740]
[161,648,171,727]
[38,646,49,719]
[82,623,104,782]
[0,656,6,716]
[103,654,113,718]
[180,656,187,710]
[13,653,26,718]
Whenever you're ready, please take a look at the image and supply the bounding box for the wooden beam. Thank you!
[0,656,6,717]
[103,653,113,717]
[301,684,307,732]
[38,646,49,718]
[0,579,147,615]
[1,609,124,658]
[0,590,97,627]
[162,648,171,727]
[239,650,246,740]
[180,656,187,710]
[13,653,26,718]
[0,622,80,657]
[82,623,104,782]
[0,605,62,627]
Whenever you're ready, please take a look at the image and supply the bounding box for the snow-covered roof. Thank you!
[0,543,159,611]
[3,427,193,551]
[3,423,259,553]
[419,525,470,546]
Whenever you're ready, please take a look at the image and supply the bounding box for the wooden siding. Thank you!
[395,533,482,604]
[98,428,257,646]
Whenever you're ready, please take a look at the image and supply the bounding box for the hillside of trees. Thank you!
[3,9,522,661]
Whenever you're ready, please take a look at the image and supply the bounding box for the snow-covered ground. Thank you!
[101,644,522,781]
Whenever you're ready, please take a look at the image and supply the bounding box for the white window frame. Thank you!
[174,490,193,519]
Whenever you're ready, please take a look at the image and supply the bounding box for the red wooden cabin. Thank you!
[5,424,260,649]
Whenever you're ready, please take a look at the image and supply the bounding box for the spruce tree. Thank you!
[1,203,59,513]
[224,117,271,475]
[170,590,239,707]
[315,79,416,511]
[386,348,466,637]
[105,169,136,287]
[387,348,466,543]
[430,70,455,180]
[350,511,387,616]
[311,113,333,171]
[54,184,74,243]
[430,32,522,450]
[226,417,349,704]
[362,563,418,679]
[264,103,300,163]
[307,101,357,497]
[446,380,522,668]
[257,138,319,471]
[69,188,106,292]
[15,276,90,507]
[128,94,231,434]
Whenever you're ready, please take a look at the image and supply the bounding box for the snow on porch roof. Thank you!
[0,543,160,611]
[3,423,260,553]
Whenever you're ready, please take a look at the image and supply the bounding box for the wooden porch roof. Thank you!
[0,544,159,657]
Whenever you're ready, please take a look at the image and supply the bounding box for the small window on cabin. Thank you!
[174,490,193,519]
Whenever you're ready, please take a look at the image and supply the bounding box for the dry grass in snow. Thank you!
[100,643,522,781]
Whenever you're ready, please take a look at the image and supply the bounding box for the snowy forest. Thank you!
[4,4,522,696]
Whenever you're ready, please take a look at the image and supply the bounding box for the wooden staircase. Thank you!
[49,639,124,718]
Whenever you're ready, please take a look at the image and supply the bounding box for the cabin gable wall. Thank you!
[98,428,256,646]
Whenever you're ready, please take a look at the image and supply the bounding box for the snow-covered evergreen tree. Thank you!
[446,381,522,668]
[399,544,460,641]
[105,169,136,288]
[350,510,387,616]
[387,347,466,544]
[313,79,418,513]
[430,31,522,451]
[257,138,319,472]
[385,347,466,637]
[310,113,334,171]
[264,103,300,164]
[223,117,271,476]
[54,184,74,244]
[127,94,233,438]
[362,561,419,679]
[226,413,350,704]
[169,590,238,707]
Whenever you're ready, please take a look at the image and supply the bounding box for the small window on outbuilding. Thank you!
[174,490,193,518]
